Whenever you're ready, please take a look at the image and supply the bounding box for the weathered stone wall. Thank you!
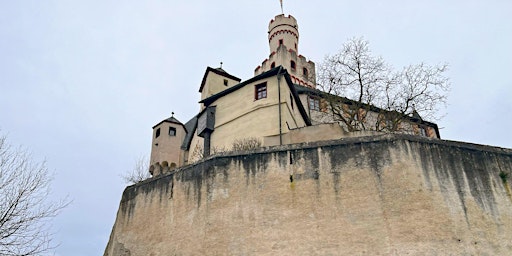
[105,134,512,255]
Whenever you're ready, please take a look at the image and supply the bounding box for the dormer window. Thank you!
[169,127,176,136]
[290,60,296,70]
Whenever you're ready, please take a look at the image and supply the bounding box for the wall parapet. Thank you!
[106,134,512,256]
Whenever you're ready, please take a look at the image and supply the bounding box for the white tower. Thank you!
[254,14,316,88]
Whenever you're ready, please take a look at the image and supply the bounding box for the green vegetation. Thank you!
[499,171,509,183]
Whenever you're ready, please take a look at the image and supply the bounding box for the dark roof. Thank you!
[181,116,198,150]
[294,84,323,95]
[199,66,311,126]
[152,116,185,129]
[199,67,241,93]
[412,110,423,120]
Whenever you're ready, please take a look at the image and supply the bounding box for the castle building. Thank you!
[106,12,512,256]
[149,13,440,176]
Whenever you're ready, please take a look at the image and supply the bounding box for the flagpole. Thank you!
[280,0,283,14]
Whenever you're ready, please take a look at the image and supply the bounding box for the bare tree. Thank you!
[231,138,262,152]
[317,37,449,132]
[190,138,262,163]
[190,144,228,163]
[0,134,68,256]
[122,155,151,184]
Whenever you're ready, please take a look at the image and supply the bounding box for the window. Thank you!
[155,128,161,138]
[223,79,228,86]
[386,119,394,130]
[279,39,283,45]
[290,94,294,110]
[290,60,296,70]
[270,62,275,68]
[255,83,267,100]
[309,97,320,111]
[303,67,308,76]
[420,126,428,137]
[169,127,176,136]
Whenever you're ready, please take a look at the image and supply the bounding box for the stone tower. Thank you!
[254,14,316,88]
[149,115,186,176]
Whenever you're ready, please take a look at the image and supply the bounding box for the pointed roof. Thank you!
[152,115,185,129]
[199,66,241,93]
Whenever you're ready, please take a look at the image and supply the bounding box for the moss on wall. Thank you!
[105,134,512,256]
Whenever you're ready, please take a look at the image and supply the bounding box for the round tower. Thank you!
[255,13,316,88]
[268,14,299,53]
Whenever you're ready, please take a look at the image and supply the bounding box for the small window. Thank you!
[309,97,320,111]
[155,128,161,138]
[223,79,228,86]
[290,60,296,70]
[169,127,176,136]
[294,43,297,50]
[303,67,308,76]
[386,119,394,129]
[255,83,267,100]
[279,39,283,45]
[420,126,427,137]
[270,62,275,68]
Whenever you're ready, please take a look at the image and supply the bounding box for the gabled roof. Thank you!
[199,67,241,93]
[152,116,185,129]
[199,66,312,126]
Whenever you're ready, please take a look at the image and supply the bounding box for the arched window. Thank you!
[271,62,275,68]
[303,67,308,76]
[290,60,296,70]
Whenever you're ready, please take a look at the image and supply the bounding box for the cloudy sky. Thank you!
[0,0,510,255]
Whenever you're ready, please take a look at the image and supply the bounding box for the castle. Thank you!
[148,13,440,177]
[104,12,512,256]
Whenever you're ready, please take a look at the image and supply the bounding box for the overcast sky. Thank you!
[0,1,511,255]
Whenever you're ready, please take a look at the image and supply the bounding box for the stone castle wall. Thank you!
[105,134,512,255]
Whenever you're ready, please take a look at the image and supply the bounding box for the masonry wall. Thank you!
[105,134,512,256]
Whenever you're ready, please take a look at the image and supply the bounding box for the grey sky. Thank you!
[0,1,510,255]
